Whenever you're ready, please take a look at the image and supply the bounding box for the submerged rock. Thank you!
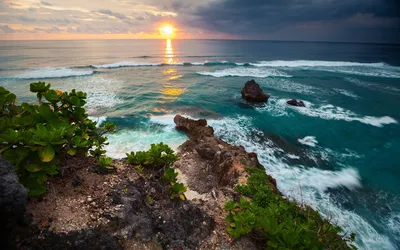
[287,99,306,107]
[0,156,28,249]
[241,79,270,103]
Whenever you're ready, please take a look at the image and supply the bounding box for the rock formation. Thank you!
[173,114,278,194]
[0,156,28,249]
[287,99,306,107]
[241,79,270,103]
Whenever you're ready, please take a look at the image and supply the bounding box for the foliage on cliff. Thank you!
[225,167,357,249]
[0,83,115,196]
[126,143,187,200]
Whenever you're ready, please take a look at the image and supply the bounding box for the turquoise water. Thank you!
[1,40,399,249]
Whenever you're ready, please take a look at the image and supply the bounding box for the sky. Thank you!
[0,0,399,43]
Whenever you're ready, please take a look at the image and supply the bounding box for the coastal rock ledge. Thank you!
[241,79,270,103]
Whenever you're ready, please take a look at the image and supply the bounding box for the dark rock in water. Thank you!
[241,79,270,103]
[287,99,306,107]
[0,156,28,249]
[174,114,214,138]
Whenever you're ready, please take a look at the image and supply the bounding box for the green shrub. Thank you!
[126,142,178,169]
[126,143,186,200]
[225,167,357,249]
[98,156,113,170]
[0,83,115,196]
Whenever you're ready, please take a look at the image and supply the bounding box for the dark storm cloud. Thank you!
[191,0,400,42]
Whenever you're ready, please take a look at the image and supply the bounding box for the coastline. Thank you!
[5,115,354,250]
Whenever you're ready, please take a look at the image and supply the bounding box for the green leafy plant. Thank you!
[126,142,178,169]
[126,143,186,200]
[0,84,116,196]
[98,156,113,170]
[225,167,357,249]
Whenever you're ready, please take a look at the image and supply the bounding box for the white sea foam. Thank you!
[88,116,107,127]
[208,115,396,249]
[197,67,291,78]
[251,60,387,68]
[287,154,300,159]
[260,78,318,94]
[333,88,360,99]
[104,115,187,158]
[298,136,318,147]
[12,67,93,79]
[92,61,162,68]
[284,101,398,127]
[345,77,400,93]
[250,60,400,78]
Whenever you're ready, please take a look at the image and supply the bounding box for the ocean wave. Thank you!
[91,60,249,69]
[251,60,387,68]
[208,115,395,249]
[289,102,398,127]
[197,68,292,78]
[251,60,400,78]
[104,114,187,158]
[345,77,400,93]
[4,67,94,79]
[333,88,360,99]
[298,136,318,147]
[258,98,398,127]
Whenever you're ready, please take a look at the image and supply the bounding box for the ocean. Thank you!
[0,39,399,249]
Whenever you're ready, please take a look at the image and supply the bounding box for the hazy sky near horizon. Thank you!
[0,0,399,42]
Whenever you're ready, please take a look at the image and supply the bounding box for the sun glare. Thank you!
[160,25,175,38]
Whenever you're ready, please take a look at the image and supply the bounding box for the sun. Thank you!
[160,25,175,38]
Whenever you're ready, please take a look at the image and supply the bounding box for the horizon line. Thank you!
[0,38,399,45]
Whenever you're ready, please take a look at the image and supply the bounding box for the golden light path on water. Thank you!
[161,39,186,102]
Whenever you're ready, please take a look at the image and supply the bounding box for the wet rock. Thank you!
[241,79,270,103]
[174,114,214,139]
[173,115,279,194]
[287,99,306,107]
[0,156,28,249]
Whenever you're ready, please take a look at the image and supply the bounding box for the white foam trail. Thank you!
[287,154,300,159]
[345,77,400,93]
[105,115,187,158]
[250,60,400,78]
[259,78,318,94]
[208,116,395,249]
[333,88,360,99]
[92,61,162,68]
[298,136,318,147]
[261,99,398,128]
[251,60,387,68]
[197,68,292,78]
[12,68,93,79]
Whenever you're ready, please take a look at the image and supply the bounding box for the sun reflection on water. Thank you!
[159,39,186,102]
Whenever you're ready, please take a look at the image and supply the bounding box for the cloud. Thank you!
[41,1,53,6]
[0,25,16,33]
[189,0,400,42]
[97,9,127,20]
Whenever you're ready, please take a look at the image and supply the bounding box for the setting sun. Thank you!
[159,25,175,38]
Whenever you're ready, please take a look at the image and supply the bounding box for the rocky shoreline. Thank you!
[2,114,351,250]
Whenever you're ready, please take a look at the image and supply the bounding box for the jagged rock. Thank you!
[174,114,214,138]
[241,79,270,103]
[287,99,306,107]
[173,115,278,194]
[0,156,28,249]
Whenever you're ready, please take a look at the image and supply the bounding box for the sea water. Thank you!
[1,40,399,249]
